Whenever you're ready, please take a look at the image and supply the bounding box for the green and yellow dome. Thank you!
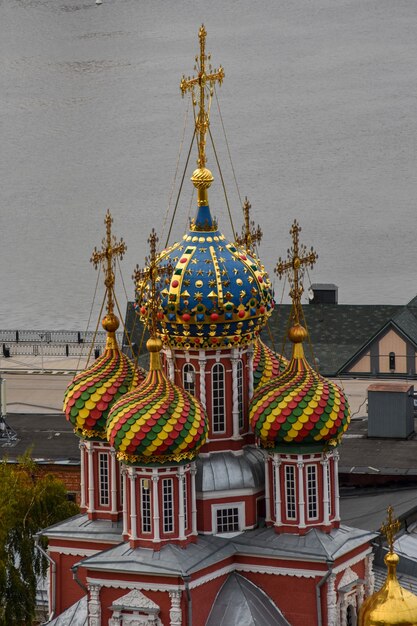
[249,324,349,448]
[253,339,288,391]
[106,337,207,464]
[64,313,143,440]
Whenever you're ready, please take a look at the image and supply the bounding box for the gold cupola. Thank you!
[359,506,417,626]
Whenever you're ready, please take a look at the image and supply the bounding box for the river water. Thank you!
[1,0,417,330]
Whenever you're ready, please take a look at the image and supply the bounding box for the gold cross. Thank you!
[90,210,126,316]
[275,220,317,324]
[180,25,225,170]
[381,506,401,554]
[134,229,173,337]
[235,197,263,253]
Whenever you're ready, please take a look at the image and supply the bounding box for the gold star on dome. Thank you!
[275,219,318,325]
[90,210,126,318]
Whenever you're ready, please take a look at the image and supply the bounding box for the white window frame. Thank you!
[98,452,109,506]
[140,478,151,534]
[183,477,188,530]
[212,502,245,535]
[183,363,196,395]
[306,464,318,520]
[162,478,174,534]
[212,363,226,433]
[285,465,296,520]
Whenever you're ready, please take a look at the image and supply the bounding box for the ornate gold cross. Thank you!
[235,197,263,253]
[381,505,401,554]
[134,229,172,338]
[180,24,224,170]
[90,210,126,316]
[275,220,318,324]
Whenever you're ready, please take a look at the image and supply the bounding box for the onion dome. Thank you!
[359,552,417,625]
[253,340,288,391]
[106,336,207,464]
[136,211,274,350]
[359,507,417,626]
[64,313,143,440]
[249,324,350,447]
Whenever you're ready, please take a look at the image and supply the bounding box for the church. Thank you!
[40,27,417,626]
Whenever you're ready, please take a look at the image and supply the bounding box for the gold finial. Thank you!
[90,211,126,343]
[134,229,173,347]
[381,506,401,554]
[235,197,263,253]
[275,220,318,327]
[180,25,225,206]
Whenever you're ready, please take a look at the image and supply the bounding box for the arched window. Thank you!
[212,363,225,433]
[183,363,196,395]
[140,479,151,533]
[237,360,244,430]
[346,604,357,626]
[389,351,396,371]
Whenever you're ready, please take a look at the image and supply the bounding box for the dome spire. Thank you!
[275,219,318,328]
[180,25,224,211]
[90,210,127,348]
[235,197,263,253]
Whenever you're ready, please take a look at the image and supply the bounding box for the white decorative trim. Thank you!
[88,583,101,626]
[48,546,99,557]
[338,566,359,590]
[169,589,182,626]
[327,573,337,626]
[196,486,263,500]
[188,563,323,589]
[87,578,183,592]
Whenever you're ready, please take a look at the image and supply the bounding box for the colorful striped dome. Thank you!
[64,314,143,440]
[136,204,274,351]
[250,325,350,447]
[106,337,207,464]
[253,340,288,391]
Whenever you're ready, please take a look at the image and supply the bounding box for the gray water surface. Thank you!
[1,0,417,329]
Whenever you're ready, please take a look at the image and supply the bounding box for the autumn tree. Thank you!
[0,454,79,625]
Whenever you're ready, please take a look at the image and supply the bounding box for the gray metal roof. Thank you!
[206,572,291,626]
[77,525,373,579]
[46,596,87,626]
[340,488,417,532]
[39,513,123,544]
[196,446,265,492]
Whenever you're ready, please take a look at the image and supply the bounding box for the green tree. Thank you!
[0,453,79,626]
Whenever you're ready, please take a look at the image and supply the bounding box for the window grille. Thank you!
[141,479,151,533]
[216,507,239,533]
[237,360,244,429]
[183,363,195,395]
[306,465,318,519]
[212,363,225,432]
[162,478,174,533]
[285,465,296,520]
[98,453,109,506]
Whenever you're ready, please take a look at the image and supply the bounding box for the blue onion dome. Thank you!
[249,324,350,448]
[64,313,144,440]
[107,337,208,464]
[136,203,275,350]
[253,340,288,391]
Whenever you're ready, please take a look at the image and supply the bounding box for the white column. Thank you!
[167,348,175,382]
[198,350,206,409]
[86,441,95,514]
[121,466,128,536]
[110,448,117,515]
[322,456,330,526]
[327,573,338,626]
[169,589,182,626]
[231,351,240,439]
[264,455,271,523]
[79,441,86,509]
[333,450,340,521]
[177,466,185,541]
[297,457,306,529]
[190,463,197,535]
[152,470,160,543]
[247,344,254,400]
[88,584,101,626]
[365,552,375,596]
[274,456,282,525]
[129,467,137,541]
